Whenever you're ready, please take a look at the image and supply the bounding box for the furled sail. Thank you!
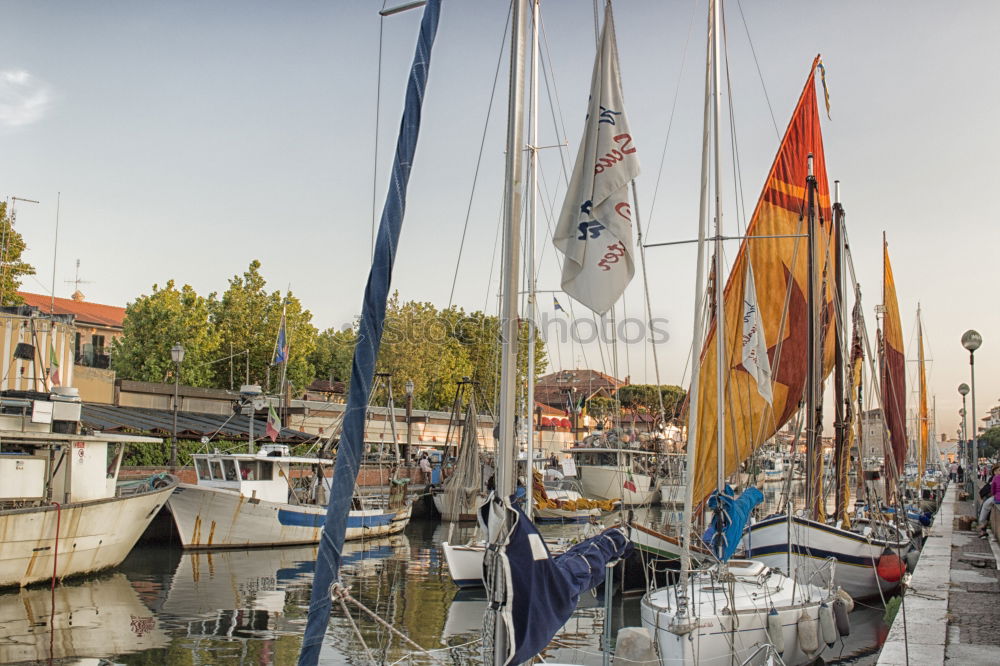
[691,57,836,506]
[881,240,906,478]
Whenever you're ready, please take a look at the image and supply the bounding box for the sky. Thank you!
[1,0,998,441]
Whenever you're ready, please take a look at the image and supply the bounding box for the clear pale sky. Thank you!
[1,1,997,441]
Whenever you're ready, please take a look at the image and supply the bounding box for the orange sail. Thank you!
[881,240,906,477]
[917,310,929,480]
[691,58,836,506]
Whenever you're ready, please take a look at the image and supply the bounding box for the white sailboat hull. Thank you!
[641,563,830,665]
[166,483,411,548]
[744,515,906,600]
[442,541,485,588]
[0,480,177,588]
[578,465,657,505]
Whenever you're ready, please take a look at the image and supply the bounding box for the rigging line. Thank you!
[565,298,592,371]
[645,0,700,240]
[539,17,572,185]
[483,194,506,313]
[722,10,750,238]
[734,0,779,138]
[370,2,388,260]
[448,2,513,308]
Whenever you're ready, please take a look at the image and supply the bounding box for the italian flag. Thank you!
[49,345,60,387]
[266,404,281,442]
[623,472,637,493]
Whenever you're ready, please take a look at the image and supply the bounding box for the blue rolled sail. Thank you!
[703,484,764,562]
[482,500,633,665]
[296,2,441,663]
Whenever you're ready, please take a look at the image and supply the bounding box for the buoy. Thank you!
[836,587,855,613]
[796,609,819,654]
[819,602,837,647]
[833,598,851,637]
[876,551,906,583]
[766,607,785,654]
[905,549,920,571]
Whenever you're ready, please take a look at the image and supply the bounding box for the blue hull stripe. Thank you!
[746,543,875,568]
[279,509,395,529]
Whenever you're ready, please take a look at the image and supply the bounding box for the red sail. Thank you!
[881,241,906,476]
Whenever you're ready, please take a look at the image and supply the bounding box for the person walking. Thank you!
[419,452,433,485]
[978,464,1000,539]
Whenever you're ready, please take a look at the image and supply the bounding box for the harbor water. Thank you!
[0,502,891,665]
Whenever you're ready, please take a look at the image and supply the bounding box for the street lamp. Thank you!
[959,382,970,484]
[171,343,185,467]
[962,330,982,484]
[404,379,415,463]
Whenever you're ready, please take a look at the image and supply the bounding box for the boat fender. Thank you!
[905,548,920,571]
[876,552,905,583]
[833,598,851,637]
[766,607,785,654]
[819,602,837,647]
[836,587,855,613]
[796,609,819,655]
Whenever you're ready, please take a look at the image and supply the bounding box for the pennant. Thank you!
[553,296,566,313]
[272,314,288,365]
[266,404,281,442]
[623,472,637,493]
[553,2,639,315]
[740,260,773,404]
[49,344,60,387]
[690,57,836,507]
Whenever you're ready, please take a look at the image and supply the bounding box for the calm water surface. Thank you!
[0,504,889,665]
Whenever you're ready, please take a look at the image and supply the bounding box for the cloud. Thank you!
[0,70,52,128]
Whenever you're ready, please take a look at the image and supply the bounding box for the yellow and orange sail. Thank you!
[881,240,906,476]
[691,57,837,506]
[917,310,929,480]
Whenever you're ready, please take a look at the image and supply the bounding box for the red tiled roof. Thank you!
[17,292,126,329]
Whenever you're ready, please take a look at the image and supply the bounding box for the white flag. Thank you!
[741,261,773,404]
[553,2,639,315]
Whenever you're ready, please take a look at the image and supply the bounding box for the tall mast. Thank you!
[711,0,726,497]
[489,0,527,662]
[524,0,540,521]
[833,182,846,519]
[805,151,822,520]
[678,0,716,591]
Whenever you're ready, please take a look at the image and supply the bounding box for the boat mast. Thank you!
[711,0,726,497]
[678,0,715,588]
[833,181,846,519]
[524,0,540,521]
[805,151,822,520]
[489,0,527,661]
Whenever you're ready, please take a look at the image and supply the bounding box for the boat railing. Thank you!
[803,555,838,593]
[739,643,787,666]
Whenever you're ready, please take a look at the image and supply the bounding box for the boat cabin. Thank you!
[563,446,659,476]
[190,445,332,505]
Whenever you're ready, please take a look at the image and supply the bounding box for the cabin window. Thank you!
[258,461,274,481]
[196,459,211,480]
[213,461,225,480]
[223,459,238,481]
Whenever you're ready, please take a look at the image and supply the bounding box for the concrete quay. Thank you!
[876,484,1000,665]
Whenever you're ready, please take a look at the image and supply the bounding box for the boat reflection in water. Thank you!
[0,572,168,664]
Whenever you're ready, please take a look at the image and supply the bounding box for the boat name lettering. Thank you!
[593,134,636,174]
[598,242,627,271]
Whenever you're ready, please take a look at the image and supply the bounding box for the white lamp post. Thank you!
[171,343,185,467]
[961,330,982,485]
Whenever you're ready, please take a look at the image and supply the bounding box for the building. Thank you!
[18,291,125,369]
[860,408,886,459]
[0,306,76,391]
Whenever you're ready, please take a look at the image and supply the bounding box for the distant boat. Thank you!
[0,387,177,588]
[565,444,659,505]
[165,445,410,548]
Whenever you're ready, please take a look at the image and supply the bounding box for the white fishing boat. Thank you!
[166,445,410,548]
[0,388,177,588]
[565,446,658,505]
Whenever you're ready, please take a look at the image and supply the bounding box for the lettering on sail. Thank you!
[593,134,637,174]
[598,242,627,271]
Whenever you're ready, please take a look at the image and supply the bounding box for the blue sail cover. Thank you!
[297,2,441,664]
[484,499,632,665]
[703,484,764,562]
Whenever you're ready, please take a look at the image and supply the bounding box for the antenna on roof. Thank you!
[65,259,93,301]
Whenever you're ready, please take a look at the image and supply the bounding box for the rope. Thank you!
[336,590,377,664]
[330,582,450,665]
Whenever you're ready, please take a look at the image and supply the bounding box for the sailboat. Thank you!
[639,1,838,662]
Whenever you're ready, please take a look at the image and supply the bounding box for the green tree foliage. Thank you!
[616,384,687,423]
[210,260,318,392]
[586,396,615,427]
[111,280,221,386]
[309,327,357,384]
[980,426,1000,460]
[0,202,36,306]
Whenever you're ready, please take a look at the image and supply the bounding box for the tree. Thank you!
[616,384,687,425]
[111,281,221,386]
[210,260,318,393]
[309,326,357,386]
[981,427,1000,460]
[586,396,615,428]
[0,202,36,306]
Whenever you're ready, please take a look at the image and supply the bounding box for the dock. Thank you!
[876,484,1000,664]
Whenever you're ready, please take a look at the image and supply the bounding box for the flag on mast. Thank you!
[266,404,282,442]
[49,344,60,387]
[553,1,639,315]
[272,311,288,365]
[740,260,773,404]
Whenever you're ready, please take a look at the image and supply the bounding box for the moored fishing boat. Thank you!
[566,445,658,505]
[0,388,177,587]
[166,445,410,548]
